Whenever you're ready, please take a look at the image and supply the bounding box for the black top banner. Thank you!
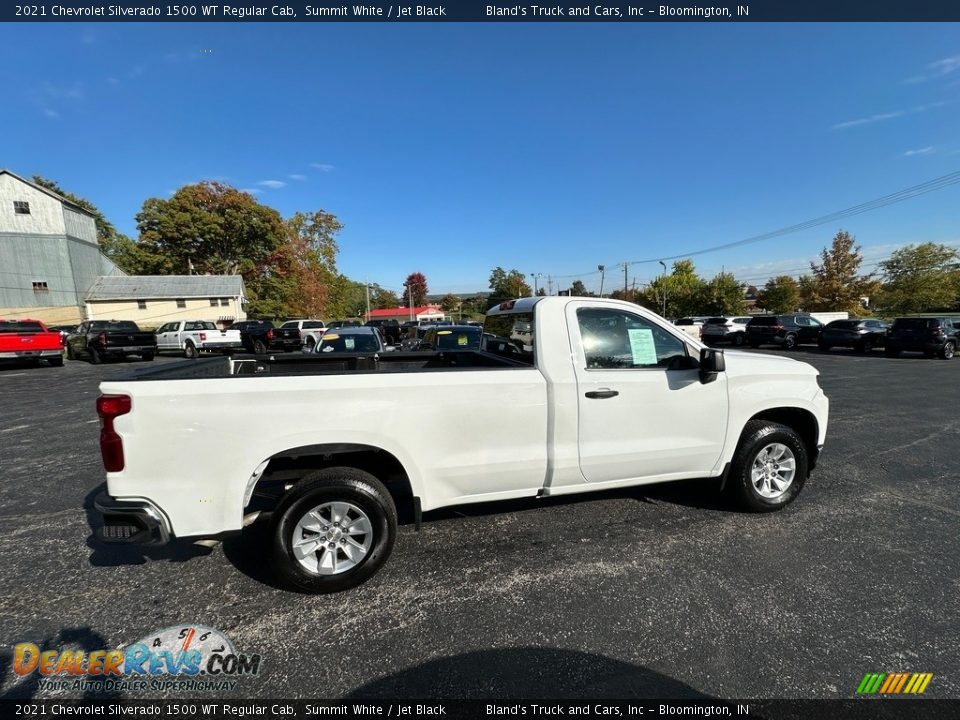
[5,0,960,22]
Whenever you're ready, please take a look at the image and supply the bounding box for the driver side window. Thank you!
[577,307,687,370]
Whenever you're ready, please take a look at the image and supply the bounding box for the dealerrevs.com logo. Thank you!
[13,625,262,693]
[857,673,934,695]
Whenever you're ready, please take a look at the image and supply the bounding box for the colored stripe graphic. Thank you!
[858,672,933,695]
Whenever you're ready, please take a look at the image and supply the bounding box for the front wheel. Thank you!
[857,339,874,354]
[940,341,955,360]
[731,333,746,347]
[728,420,808,512]
[66,344,76,361]
[818,340,831,352]
[141,352,155,362]
[269,467,397,593]
[782,334,798,350]
[885,347,901,358]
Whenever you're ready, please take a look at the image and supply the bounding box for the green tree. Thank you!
[136,181,288,284]
[488,267,532,298]
[875,243,960,313]
[758,276,801,314]
[32,175,152,274]
[569,280,592,297]
[700,272,746,315]
[370,285,401,310]
[440,293,461,313]
[403,272,429,307]
[642,259,707,318]
[801,230,878,314]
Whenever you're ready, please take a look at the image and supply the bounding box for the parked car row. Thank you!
[698,313,959,359]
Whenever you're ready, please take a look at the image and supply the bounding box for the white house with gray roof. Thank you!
[0,169,124,324]
[84,275,247,328]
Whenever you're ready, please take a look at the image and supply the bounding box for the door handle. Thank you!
[585,389,619,399]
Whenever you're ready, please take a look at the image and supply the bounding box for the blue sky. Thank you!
[2,23,959,294]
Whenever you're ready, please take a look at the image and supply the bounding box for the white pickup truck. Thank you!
[154,320,242,358]
[94,297,828,593]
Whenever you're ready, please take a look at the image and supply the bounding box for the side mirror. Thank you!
[699,347,725,384]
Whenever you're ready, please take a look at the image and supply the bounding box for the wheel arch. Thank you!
[741,407,820,474]
[244,443,418,525]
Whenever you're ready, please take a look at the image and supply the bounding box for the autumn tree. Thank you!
[801,230,878,314]
[370,285,401,310]
[569,280,592,297]
[440,293,461,313]
[403,272,428,307]
[757,276,801,314]
[874,243,960,313]
[488,267,532,298]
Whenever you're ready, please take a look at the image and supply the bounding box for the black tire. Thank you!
[857,338,874,354]
[728,420,808,513]
[270,467,397,594]
[885,346,901,358]
[141,352,155,362]
[88,346,103,365]
[253,339,268,355]
[939,341,955,360]
[305,336,317,351]
[184,342,198,359]
[818,340,831,352]
[783,333,798,350]
[732,333,746,347]
[48,355,64,367]
[748,341,761,349]
[66,344,76,361]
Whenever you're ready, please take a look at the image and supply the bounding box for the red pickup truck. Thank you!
[0,319,64,367]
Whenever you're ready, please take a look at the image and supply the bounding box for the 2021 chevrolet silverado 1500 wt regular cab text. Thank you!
[94,297,829,593]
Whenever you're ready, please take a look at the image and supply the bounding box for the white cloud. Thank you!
[310,163,335,172]
[288,173,307,181]
[43,108,59,119]
[107,77,120,86]
[902,146,934,157]
[928,55,960,77]
[832,102,947,130]
[258,180,286,189]
[239,188,263,195]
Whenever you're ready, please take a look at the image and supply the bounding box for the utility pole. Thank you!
[530,272,541,296]
[404,282,414,321]
[623,262,629,295]
[597,265,605,297]
[658,260,668,317]
[364,278,371,322]
[547,275,554,296]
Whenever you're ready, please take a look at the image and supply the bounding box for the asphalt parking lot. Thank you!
[0,347,957,700]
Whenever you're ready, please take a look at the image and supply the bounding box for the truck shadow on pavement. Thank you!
[221,478,734,591]
[343,647,713,699]
[83,485,213,567]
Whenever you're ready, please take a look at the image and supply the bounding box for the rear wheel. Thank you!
[184,342,198,359]
[731,333,746,347]
[253,339,267,354]
[270,467,397,593]
[88,346,103,365]
[48,356,64,367]
[141,352,155,362]
[885,346,901,358]
[66,344,76,361]
[306,336,317,351]
[783,333,798,350]
[728,420,808,512]
[940,341,955,360]
[818,340,831,352]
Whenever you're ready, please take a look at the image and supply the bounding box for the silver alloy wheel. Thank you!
[292,501,373,575]
[750,443,797,499]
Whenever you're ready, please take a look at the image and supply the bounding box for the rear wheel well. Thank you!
[744,408,819,472]
[246,445,416,523]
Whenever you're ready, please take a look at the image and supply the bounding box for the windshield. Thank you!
[90,321,140,331]
[705,318,728,325]
[317,332,381,353]
[434,327,482,350]
[827,320,861,330]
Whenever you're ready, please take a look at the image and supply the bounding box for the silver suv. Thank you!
[701,316,753,346]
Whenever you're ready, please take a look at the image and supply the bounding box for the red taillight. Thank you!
[266,328,274,341]
[199,332,207,341]
[97,394,131,472]
[932,327,944,337]
[774,325,785,331]
[97,332,108,346]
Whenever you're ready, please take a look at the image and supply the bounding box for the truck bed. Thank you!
[116,349,527,381]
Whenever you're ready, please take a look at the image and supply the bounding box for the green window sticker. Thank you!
[627,328,657,365]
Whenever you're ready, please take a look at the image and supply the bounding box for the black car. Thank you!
[65,321,157,364]
[818,318,888,353]
[231,320,301,354]
[746,314,823,350]
[885,317,959,359]
[417,325,482,351]
[327,320,363,329]
[364,319,402,346]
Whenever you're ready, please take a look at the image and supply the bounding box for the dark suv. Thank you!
[885,317,959,359]
[364,319,402,346]
[746,314,823,350]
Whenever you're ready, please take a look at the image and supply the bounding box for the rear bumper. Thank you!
[94,492,172,545]
[0,349,62,358]
[102,345,156,356]
[200,341,243,351]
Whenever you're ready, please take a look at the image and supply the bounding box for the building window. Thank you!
[210,298,218,307]
[176,299,186,309]
[14,201,31,215]
[219,298,230,307]
[137,300,147,310]
[32,281,48,292]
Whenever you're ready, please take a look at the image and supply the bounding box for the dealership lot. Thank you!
[0,349,957,700]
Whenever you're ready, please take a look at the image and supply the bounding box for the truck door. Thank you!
[155,323,175,350]
[568,303,728,483]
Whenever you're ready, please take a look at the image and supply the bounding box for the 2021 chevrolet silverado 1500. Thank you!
[94,297,828,593]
